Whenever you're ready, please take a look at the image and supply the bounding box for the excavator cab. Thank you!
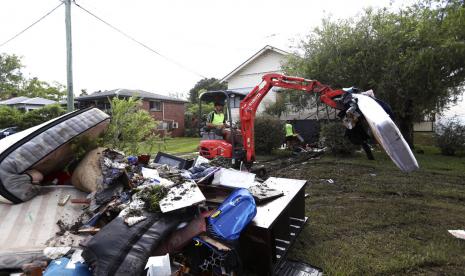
[198,90,246,164]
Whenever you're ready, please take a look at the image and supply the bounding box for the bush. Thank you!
[0,106,22,129]
[319,121,358,156]
[103,97,161,155]
[254,116,284,154]
[434,118,465,156]
[18,104,66,130]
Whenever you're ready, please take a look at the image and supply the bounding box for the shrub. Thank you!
[103,97,160,155]
[319,121,358,156]
[18,104,66,130]
[434,118,465,156]
[0,106,22,129]
[254,116,284,154]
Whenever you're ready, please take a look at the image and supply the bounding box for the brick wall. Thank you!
[141,100,185,137]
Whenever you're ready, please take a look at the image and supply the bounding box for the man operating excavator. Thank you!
[206,101,226,131]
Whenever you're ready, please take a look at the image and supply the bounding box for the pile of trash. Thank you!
[15,149,281,276]
[0,107,324,275]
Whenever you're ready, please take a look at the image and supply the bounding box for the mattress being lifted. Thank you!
[0,108,110,204]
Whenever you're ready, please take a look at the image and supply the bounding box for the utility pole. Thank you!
[65,0,74,112]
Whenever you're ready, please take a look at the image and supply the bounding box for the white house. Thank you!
[0,96,56,112]
[220,45,288,120]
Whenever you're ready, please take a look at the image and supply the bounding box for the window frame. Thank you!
[149,100,162,111]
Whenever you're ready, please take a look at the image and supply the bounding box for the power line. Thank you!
[73,2,207,79]
[0,3,64,48]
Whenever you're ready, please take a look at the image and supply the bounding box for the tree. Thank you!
[168,91,187,100]
[284,0,465,146]
[188,78,227,104]
[0,53,65,101]
[264,94,287,117]
[0,54,23,100]
[21,77,66,101]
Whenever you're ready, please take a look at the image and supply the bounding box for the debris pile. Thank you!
[0,135,316,275]
[6,149,299,275]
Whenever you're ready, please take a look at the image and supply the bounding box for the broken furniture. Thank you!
[241,177,307,275]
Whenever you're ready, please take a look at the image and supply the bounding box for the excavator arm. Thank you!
[239,73,345,163]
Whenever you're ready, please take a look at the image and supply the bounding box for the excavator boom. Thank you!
[239,73,345,163]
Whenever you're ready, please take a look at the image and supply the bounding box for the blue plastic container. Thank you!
[208,188,257,241]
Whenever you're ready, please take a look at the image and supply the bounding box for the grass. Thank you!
[269,135,465,275]
[140,137,200,155]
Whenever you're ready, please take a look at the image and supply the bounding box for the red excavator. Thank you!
[198,73,345,168]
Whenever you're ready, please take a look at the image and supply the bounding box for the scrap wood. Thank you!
[58,194,71,206]
[71,198,91,204]
[78,227,101,234]
[198,234,231,251]
[159,182,205,213]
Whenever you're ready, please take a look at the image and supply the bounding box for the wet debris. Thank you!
[248,182,284,203]
[136,185,169,212]
[56,218,84,236]
[209,156,234,168]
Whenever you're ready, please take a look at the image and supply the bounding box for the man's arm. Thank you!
[206,112,217,129]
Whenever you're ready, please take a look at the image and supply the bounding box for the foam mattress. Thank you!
[0,108,110,204]
[353,94,419,173]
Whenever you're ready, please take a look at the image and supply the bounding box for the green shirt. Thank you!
[285,123,294,137]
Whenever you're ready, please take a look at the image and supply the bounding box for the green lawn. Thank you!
[141,137,200,155]
[269,139,465,275]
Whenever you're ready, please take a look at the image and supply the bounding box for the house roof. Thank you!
[220,45,290,83]
[22,97,57,105]
[0,96,30,105]
[0,96,56,105]
[75,89,187,103]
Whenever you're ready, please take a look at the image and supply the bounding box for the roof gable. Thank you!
[221,45,289,82]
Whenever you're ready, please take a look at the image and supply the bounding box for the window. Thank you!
[149,101,161,111]
[231,96,241,108]
[157,122,168,130]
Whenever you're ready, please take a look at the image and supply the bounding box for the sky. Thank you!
[0,0,411,98]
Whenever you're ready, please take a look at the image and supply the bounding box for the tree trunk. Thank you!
[398,117,414,149]
[397,99,414,149]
